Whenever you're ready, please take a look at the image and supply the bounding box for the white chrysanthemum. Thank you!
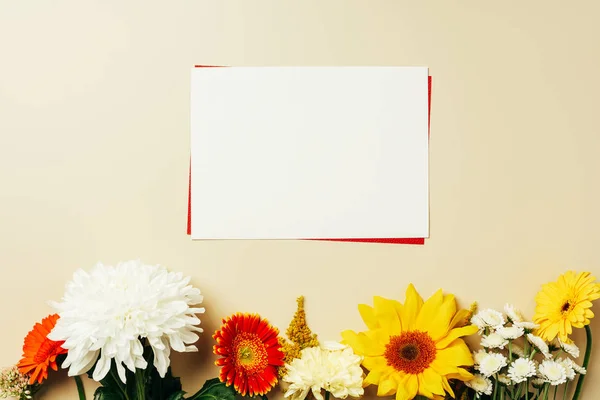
[497,326,524,340]
[497,374,511,385]
[538,360,567,386]
[514,321,539,331]
[283,342,364,400]
[474,309,505,329]
[504,304,524,323]
[473,349,488,366]
[481,332,508,349]
[478,353,507,377]
[527,334,551,359]
[558,339,580,358]
[465,374,492,395]
[556,358,575,381]
[565,358,586,375]
[511,344,525,358]
[507,358,536,383]
[48,261,205,383]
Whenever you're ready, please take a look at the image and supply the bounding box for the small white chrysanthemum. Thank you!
[481,332,509,349]
[504,304,524,323]
[474,309,505,329]
[470,314,486,332]
[514,321,539,331]
[538,359,567,386]
[497,374,512,385]
[507,358,536,383]
[478,353,508,377]
[465,374,493,395]
[565,358,586,375]
[558,339,580,358]
[511,344,525,358]
[497,326,524,340]
[556,358,575,381]
[473,349,488,366]
[527,334,551,359]
[48,261,205,383]
[283,342,364,400]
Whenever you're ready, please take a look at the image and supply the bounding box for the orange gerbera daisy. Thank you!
[213,313,285,397]
[18,314,68,384]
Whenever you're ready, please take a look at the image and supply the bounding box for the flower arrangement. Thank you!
[1,263,598,400]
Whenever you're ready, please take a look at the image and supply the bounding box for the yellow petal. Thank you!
[449,308,470,329]
[373,296,402,334]
[358,304,379,330]
[435,325,478,349]
[415,289,445,333]
[420,368,445,396]
[436,339,474,368]
[445,367,474,381]
[362,356,387,371]
[401,284,423,331]
[377,375,398,396]
[364,369,382,387]
[395,374,418,400]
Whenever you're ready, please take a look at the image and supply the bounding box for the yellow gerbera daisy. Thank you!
[533,271,600,342]
[341,284,478,400]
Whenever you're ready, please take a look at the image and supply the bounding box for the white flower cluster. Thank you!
[282,342,364,400]
[466,304,586,397]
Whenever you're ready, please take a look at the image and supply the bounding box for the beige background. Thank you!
[1,1,599,399]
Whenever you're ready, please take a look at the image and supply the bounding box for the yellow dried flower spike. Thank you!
[278,296,319,378]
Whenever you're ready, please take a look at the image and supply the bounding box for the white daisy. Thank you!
[470,314,486,332]
[558,339,580,358]
[475,309,505,329]
[556,358,575,381]
[473,349,488,366]
[565,358,586,375]
[283,343,364,400]
[481,332,509,349]
[478,353,508,377]
[504,304,524,323]
[526,334,552,359]
[48,260,205,382]
[514,321,539,331]
[497,326,524,340]
[507,358,536,383]
[538,359,567,386]
[465,374,493,395]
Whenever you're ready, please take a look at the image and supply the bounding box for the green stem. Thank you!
[110,369,130,400]
[325,391,330,400]
[562,381,569,400]
[74,375,86,400]
[493,375,499,400]
[526,378,529,400]
[571,325,592,400]
[553,384,558,400]
[509,342,513,362]
[135,369,145,400]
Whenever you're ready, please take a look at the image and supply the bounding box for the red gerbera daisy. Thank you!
[213,313,285,397]
[17,314,68,384]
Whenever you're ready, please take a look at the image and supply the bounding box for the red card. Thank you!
[188,66,431,245]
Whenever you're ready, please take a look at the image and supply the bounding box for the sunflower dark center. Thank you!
[384,331,436,374]
[561,301,572,313]
[400,344,419,360]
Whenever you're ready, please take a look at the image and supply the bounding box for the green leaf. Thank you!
[93,387,126,400]
[188,378,236,400]
[166,391,187,400]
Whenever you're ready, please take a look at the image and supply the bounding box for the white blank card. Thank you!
[190,66,429,239]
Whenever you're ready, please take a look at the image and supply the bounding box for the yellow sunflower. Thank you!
[341,284,477,400]
[533,271,600,342]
